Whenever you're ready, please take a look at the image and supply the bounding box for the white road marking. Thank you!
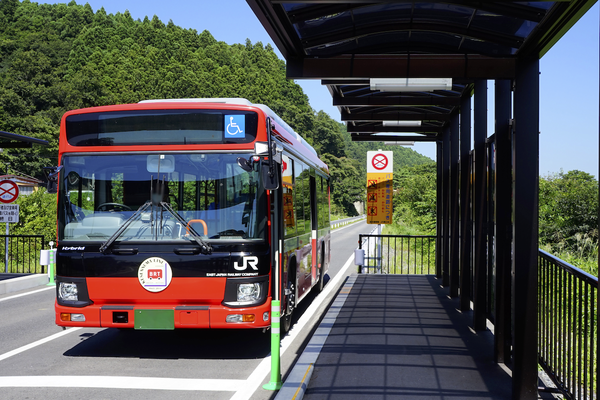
[0,376,245,391]
[0,232,365,395]
[0,328,81,362]
[230,250,356,400]
[0,286,54,303]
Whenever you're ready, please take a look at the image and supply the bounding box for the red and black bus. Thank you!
[51,98,330,332]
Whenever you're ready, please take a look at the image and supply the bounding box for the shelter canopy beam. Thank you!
[288,55,516,80]
[341,111,451,122]
[281,1,545,24]
[347,124,442,134]
[350,134,438,142]
[333,95,461,107]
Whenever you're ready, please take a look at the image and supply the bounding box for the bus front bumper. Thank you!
[55,299,273,330]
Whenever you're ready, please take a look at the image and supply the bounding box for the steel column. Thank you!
[494,79,513,364]
[473,80,488,330]
[442,127,451,287]
[436,141,443,279]
[450,114,460,297]
[512,56,539,400]
[459,95,472,311]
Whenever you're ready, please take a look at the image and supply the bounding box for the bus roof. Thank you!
[139,98,323,169]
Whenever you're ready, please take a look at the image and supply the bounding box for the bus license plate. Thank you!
[134,309,175,330]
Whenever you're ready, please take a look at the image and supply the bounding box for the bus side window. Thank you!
[302,164,312,234]
[318,176,326,230]
[283,156,296,238]
[294,162,302,235]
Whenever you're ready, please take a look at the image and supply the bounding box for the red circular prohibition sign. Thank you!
[0,180,19,204]
[372,154,388,170]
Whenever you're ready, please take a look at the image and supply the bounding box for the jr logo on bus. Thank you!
[233,256,259,271]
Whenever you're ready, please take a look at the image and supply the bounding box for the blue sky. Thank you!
[44,1,599,176]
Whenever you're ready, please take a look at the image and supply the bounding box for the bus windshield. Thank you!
[58,153,267,242]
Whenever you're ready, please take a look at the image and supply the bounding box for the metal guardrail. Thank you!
[538,249,598,400]
[357,234,436,274]
[0,235,45,274]
[331,215,365,229]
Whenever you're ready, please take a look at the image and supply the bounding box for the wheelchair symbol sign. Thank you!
[225,115,245,139]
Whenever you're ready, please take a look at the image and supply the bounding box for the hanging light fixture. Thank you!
[370,78,452,92]
[382,121,422,127]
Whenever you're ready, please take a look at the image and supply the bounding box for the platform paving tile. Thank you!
[303,274,512,400]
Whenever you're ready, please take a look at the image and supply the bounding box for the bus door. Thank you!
[294,162,312,299]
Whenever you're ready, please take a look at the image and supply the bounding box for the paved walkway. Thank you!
[288,274,513,399]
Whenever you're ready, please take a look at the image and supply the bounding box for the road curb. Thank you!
[0,274,49,295]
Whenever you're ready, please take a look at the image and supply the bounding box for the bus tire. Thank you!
[281,264,296,334]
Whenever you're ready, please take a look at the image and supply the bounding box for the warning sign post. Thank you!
[366,151,393,224]
[0,179,19,273]
[0,204,19,223]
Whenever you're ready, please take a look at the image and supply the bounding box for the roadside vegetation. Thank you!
[386,164,598,278]
[539,170,598,277]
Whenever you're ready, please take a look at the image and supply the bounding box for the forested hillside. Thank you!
[0,0,431,216]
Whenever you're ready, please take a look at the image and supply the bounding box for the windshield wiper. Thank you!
[159,201,212,255]
[99,201,151,254]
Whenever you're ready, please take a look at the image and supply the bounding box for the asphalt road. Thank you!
[0,219,373,400]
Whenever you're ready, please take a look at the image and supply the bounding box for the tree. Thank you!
[539,170,598,253]
[12,188,57,241]
[393,163,437,233]
[321,154,364,216]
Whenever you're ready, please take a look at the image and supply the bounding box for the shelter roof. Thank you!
[247,0,596,141]
[0,131,49,148]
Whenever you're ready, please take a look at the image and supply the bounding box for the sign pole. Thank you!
[377,223,382,273]
[0,179,21,273]
[4,223,8,273]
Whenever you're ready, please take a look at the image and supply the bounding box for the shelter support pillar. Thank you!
[436,140,443,279]
[494,79,512,364]
[473,80,488,330]
[512,56,539,400]
[449,114,460,297]
[442,128,451,286]
[459,95,472,311]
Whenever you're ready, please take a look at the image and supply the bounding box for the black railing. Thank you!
[358,234,436,274]
[0,235,46,274]
[538,250,598,400]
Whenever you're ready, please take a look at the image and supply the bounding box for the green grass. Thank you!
[382,220,431,236]
[362,221,436,275]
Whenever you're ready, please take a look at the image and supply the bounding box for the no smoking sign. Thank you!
[0,180,19,204]
[372,154,388,170]
[367,151,393,173]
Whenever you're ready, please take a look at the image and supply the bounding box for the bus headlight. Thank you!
[237,283,261,303]
[223,277,267,307]
[58,282,79,301]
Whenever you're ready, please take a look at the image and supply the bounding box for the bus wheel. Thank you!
[282,282,295,334]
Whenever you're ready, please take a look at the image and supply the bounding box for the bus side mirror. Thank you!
[43,166,62,194]
[262,160,279,190]
[263,117,281,190]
